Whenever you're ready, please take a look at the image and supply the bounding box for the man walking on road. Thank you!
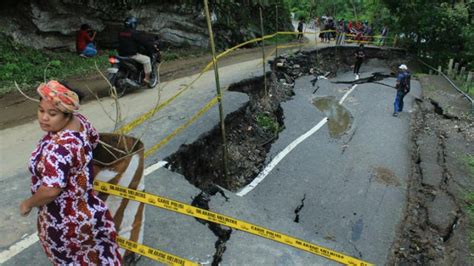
[393,64,411,117]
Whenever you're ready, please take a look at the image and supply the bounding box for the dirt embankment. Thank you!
[390,75,474,265]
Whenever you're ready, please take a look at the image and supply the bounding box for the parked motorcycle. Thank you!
[107,40,161,97]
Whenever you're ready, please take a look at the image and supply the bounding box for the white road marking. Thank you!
[0,234,39,264]
[0,160,168,263]
[144,161,168,176]
[236,84,358,197]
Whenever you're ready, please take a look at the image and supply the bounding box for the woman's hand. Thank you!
[20,200,32,216]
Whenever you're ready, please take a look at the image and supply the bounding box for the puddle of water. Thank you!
[312,96,352,138]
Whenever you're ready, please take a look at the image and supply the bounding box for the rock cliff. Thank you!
[0,0,292,51]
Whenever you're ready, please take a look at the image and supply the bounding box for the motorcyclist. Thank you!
[118,16,155,87]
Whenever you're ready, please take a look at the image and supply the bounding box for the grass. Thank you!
[0,37,112,96]
[256,113,280,135]
[0,36,209,97]
[465,85,474,98]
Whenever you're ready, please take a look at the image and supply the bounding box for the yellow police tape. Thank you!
[144,96,219,158]
[117,237,198,266]
[94,180,373,266]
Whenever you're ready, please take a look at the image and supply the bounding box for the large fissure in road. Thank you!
[166,73,292,192]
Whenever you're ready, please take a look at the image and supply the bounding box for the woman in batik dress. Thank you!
[20,80,122,265]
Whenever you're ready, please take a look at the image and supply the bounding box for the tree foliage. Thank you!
[286,0,473,69]
[381,0,473,68]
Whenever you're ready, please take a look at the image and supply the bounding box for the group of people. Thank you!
[297,16,389,46]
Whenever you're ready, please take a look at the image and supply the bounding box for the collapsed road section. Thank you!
[163,46,417,265]
[166,46,409,193]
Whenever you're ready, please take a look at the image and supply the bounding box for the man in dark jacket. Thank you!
[118,17,155,86]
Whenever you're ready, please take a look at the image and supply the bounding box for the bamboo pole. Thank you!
[203,0,229,181]
[259,3,267,96]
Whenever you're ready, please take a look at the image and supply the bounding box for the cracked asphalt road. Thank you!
[1,51,420,265]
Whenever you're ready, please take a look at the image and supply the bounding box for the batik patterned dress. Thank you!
[29,113,122,265]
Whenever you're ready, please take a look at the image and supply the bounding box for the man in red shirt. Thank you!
[76,24,97,57]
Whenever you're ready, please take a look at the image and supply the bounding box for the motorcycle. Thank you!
[107,40,161,97]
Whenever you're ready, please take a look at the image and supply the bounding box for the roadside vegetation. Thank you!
[0,36,110,96]
[286,0,473,70]
[256,113,280,136]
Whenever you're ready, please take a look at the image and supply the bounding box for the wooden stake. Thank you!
[448,58,454,76]
[460,66,466,78]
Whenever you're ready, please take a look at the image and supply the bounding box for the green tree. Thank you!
[381,0,472,68]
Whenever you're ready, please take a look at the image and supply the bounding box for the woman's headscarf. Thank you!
[37,80,80,113]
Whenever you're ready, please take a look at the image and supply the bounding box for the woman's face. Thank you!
[37,99,69,132]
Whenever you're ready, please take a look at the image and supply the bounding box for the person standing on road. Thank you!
[353,44,366,75]
[393,64,411,117]
[19,80,122,265]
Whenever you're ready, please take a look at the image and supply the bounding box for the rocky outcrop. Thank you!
[0,0,292,51]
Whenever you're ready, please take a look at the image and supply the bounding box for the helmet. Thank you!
[124,16,138,29]
[399,64,408,70]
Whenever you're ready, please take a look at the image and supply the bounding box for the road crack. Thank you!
[191,189,232,266]
[293,194,306,223]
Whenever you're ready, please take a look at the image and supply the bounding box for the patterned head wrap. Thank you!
[37,80,80,113]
